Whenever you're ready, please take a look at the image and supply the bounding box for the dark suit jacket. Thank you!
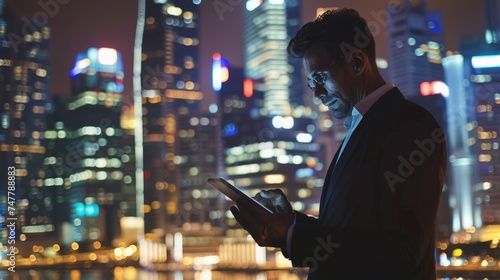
[285,88,447,280]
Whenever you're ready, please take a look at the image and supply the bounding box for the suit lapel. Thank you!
[319,139,344,215]
[318,88,406,223]
[319,117,372,218]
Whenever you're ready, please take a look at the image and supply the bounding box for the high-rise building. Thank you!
[61,47,125,245]
[245,0,304,116]
[444,0,500,243]
[484,0,500,44]
[386,0,445,98]
[0,0,14,260]
[0,1,53,249]
[141,0,203,238]
[442,55,478,240]
[458,46,500,240]
[175,113,224,235]
[232,0,320,215]
[215,62,262,235]
[42,95,72,245]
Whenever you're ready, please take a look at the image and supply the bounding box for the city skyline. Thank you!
[2,0,500,277]
[5,0,485,110]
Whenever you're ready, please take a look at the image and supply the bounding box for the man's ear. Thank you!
[350,50,365,75]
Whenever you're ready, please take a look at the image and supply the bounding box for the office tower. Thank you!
[0,2,53,250]
[0,0,13,260]
[459,48,500,240]
[449,1,500,242]
[141,0,202,238]
[64,47,124,245]
[119,104,137,218]
[42,95,72,245]
[215,62,261,235]
[245,0,304,116]
[442,55,477,240]
[237,0,320,214]
[386,0,445,98]
[175,113,224,235]
[484,0,500,44]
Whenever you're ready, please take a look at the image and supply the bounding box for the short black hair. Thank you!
[287,8,376,59]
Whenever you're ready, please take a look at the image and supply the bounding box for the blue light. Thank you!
[70,67,82,77]
[85,204,99,217]
[193,0,201,4]
[115,84,124,93]
[1,113,9,129]
[471,55,500,69]
[426,12,443,34]
[106,82,117,92]
[222,123,237,137]
[295,168,314,178]
[75,203,85,216]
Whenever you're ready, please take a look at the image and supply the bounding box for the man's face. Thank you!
[303,43,356,119]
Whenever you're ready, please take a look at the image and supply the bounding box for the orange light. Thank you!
[221,67,229,82]
[420,82,431,96]
[244,78,253,98]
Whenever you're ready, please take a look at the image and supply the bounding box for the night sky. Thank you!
[5,0,485,109]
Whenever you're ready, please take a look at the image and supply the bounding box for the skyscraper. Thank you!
[175,113,224,234]
[0,2,53,247]
[446,0,500,242]
[245,0,304,116]
[386,0,445,98]
[141,0,202,238]
[235,0,320,214]
[460,48,500,238]
[62,47,125,245]
[484,0,500,44]
[442,55,477,238]
[0,0,13,260]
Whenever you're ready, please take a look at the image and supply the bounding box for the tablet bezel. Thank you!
[207,178,273,213]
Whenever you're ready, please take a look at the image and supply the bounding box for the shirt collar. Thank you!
[343,83,395,129]
[354,83,395,116]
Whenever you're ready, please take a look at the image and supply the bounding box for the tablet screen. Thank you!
[207,178,273,213]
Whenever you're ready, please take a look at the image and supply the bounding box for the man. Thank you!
[230,8,447,279]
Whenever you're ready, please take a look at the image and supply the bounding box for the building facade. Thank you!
[232,0,321,216]
[141,0,202,237]
[0,1,53,253]
[61,47,125,245]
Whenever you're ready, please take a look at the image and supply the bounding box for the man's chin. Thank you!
[331,110,349,120]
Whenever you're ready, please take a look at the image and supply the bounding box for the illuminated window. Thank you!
[98,48,117,65]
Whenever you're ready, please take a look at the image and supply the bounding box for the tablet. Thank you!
[207,178,273,213]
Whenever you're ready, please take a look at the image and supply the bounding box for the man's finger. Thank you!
[230,205,253,232]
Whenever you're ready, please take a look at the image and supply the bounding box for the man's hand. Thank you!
[253,189,294,214]
[230,193,295,248]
